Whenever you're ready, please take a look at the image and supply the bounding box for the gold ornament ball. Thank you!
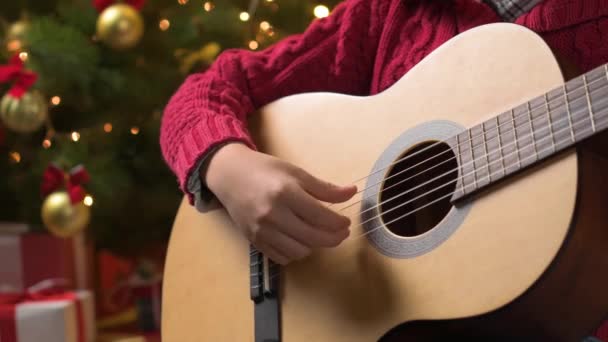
[5,20,30,52]
[41,191,90,238]
[0,91,47,133]
[96,4,144,50]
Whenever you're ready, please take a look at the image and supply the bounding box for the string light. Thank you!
[203,2,214,11]
[159,19,170,31]
[71,131,80,142]
[42,139,52,149]
[249,40,259,50]
[177,0,188,4]
[84,195,94,206]
[239,12,250,21]
[18,52,28,62]
[103,123,113,133]
[9,151,21,163]
[260,21,271,31]
[50,96,61,106]
[314,5,330,18]
[130,126,140,135]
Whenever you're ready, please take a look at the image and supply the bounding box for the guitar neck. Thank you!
[451,63,608,202]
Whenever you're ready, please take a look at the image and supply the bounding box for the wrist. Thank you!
[203,142,251,194]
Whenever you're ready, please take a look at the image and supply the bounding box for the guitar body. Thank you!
[163,24,608,341]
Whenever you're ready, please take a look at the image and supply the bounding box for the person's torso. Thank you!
[369,0,608,95]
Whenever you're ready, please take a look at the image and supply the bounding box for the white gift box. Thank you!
[1,290,95,342]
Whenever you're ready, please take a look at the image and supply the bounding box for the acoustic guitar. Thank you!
[162,23,608,341]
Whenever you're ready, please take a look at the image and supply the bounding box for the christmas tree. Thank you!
[0,0,342,254]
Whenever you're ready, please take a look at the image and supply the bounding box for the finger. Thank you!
[255,241,290,265]
[273,208,350,248]
[298,171,357,204]
[286,187,351,231]
[261,228,311,261]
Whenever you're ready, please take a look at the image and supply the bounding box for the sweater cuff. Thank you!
[187,143,228,212]
[175,115,256,206]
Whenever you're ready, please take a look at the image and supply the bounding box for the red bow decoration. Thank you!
[41,164,90,203]
[0,279,85,342]
[92,0,146,12]
[0,55,37,98]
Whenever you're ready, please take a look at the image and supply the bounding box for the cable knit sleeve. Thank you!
[160,0,391,206]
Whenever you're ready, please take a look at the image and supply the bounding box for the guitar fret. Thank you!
[468,129,478,189]
[496,116,506,177]
[583,74,596,133]
[482,123,491,182]
[563,84,575,142]
[526,102,538,160]
[511,109,522,168]
[544,94,556,152]
[451,63,608,203]
[455,134,465,196]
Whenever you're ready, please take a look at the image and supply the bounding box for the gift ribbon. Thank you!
[0,279,85,342]
[92,0,146,12]
[41,164,90,203]
[0,55,37,98]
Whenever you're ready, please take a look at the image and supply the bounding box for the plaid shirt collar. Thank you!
[484,0,543,22]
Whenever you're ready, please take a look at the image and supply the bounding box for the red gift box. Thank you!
[0,289,95,342]
[0,231,92,292]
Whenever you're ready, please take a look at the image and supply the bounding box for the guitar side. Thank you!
[162,24,608,341]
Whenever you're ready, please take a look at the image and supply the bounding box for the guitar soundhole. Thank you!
[380,141,458,237]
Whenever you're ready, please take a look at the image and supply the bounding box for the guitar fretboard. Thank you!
[449,64,608,202]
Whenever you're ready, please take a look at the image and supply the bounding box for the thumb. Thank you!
[300,172,357,203]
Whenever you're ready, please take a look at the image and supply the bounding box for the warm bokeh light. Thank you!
[260,21,271,31]
[42,139,52,149]
[84,195,94,206]
[159,19,170,31]
[130,126,140,135]
[249,40,259,50]
[104,123,113,133]
[314,5,330,18]
[71,132,80,142]
[7,40,21,52]
[177,0,188,4]
[18,52,28,62]
[9,151,21,163]
[51,96,61,106]
[239,12,250,21]
[203,2,214,11]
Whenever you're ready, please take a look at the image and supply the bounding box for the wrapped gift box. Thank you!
[0,290,95,342]
[0,230,92,292]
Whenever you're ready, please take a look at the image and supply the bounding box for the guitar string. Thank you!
[335,86,588,215]
[347,85,605,224]
[347,106,606,241]
[333,77,608,222]
[262,112,606,277]
[250,82,608,259]
[324,67,608,210]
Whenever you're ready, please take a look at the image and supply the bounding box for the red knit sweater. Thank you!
[160,0,608,337]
